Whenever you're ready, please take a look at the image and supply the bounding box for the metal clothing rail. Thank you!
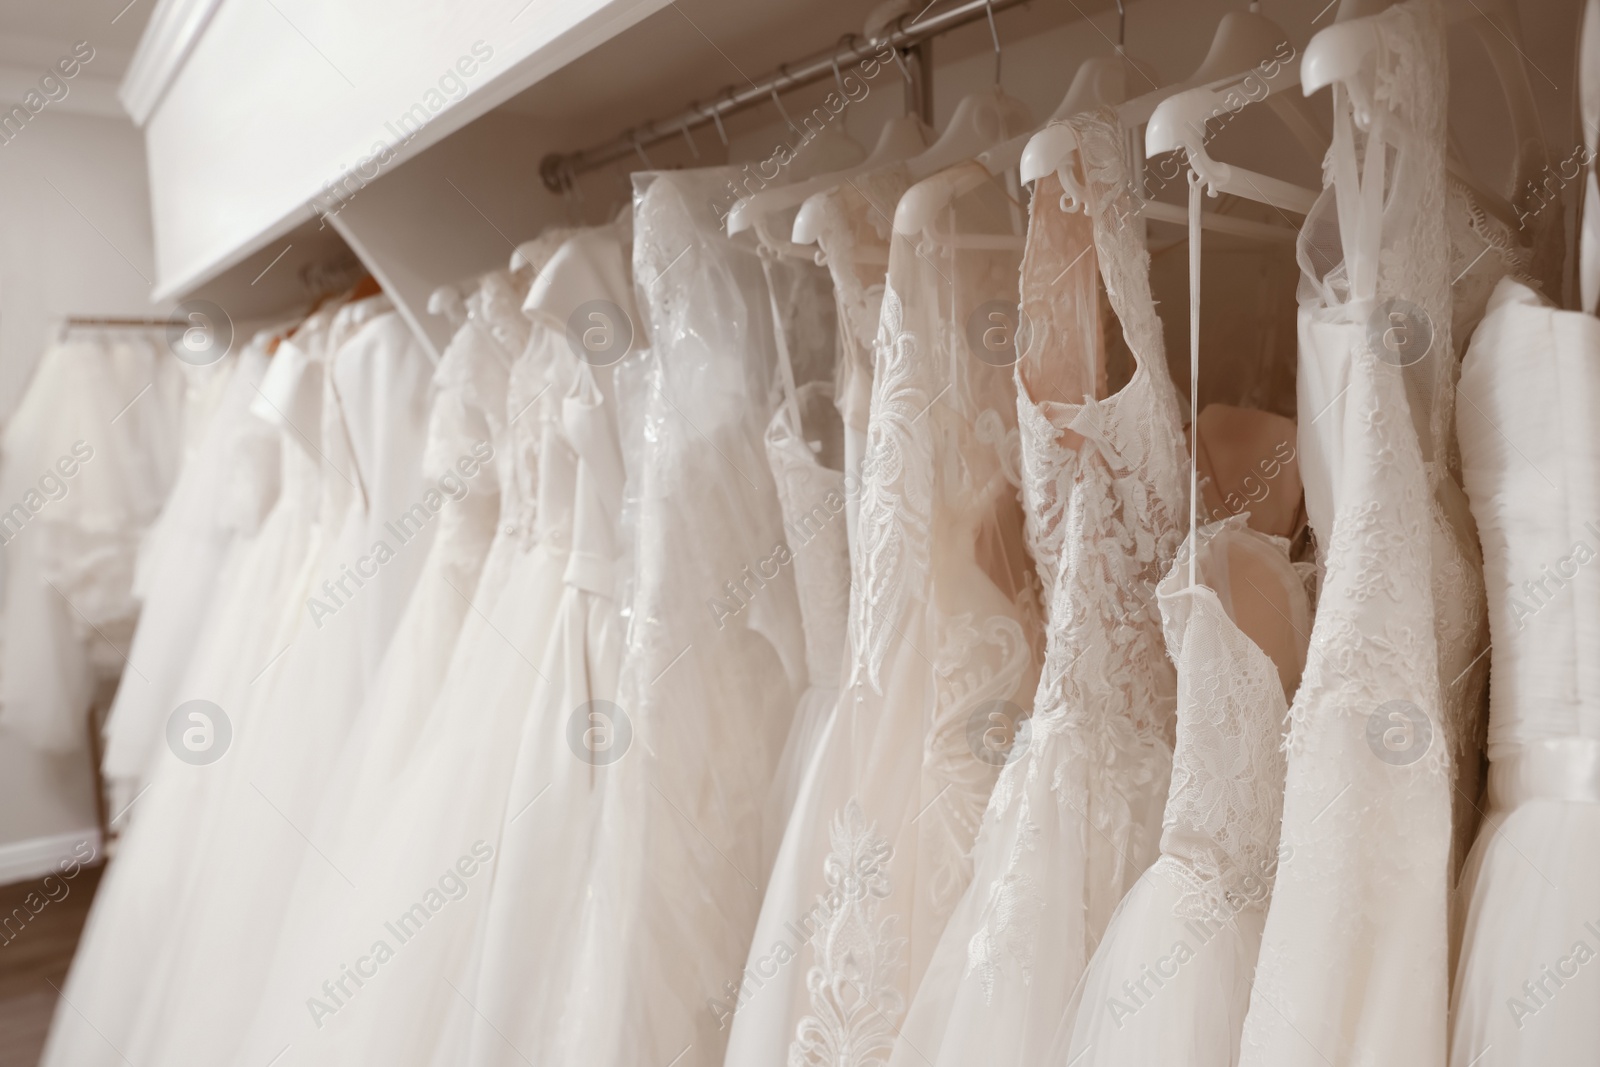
[62,316,185,328]
[538,0,1032,192]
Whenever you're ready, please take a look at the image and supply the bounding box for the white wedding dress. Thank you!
[225,254,580,1067]
[724,157,1039,1067]
[887,120,1189,1067]
[1,332,184,753]
[805,162,911,553]
[101,338,272,812]
[1059,516,1308,1065]
[1449,276,1600,1066]
[39,303,342,1067]
[536,167,807,1067]
[762,378,850,865]
[1240,2,1465,1063]
[117,297,434,1067]
[445,222,640,1067]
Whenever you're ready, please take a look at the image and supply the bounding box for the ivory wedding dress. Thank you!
[40,304,340,1067]
[805,162,910,551]
[537,168,807,1067]
[119,298,434,1067]
[887,119,1189,1067]
[724,158,1039,1067]
[762,379,850,863]
[1449,276,1600,1066]
[446,223,640,1067]
[226,251,581,1067]
[1240,3,1464,1062]
[101,339,272,812]
[0,332,183,753]
[1059,516,1308,1065]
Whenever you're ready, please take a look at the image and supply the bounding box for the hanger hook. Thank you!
[631,129,654,169]
[770,72,800,137]
[984,0,1001,86]
[831,55,848,99]
[696,98,730,148]
[1115,0,1126,49]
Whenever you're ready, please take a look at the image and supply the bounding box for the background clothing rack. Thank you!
[61,316,184,330]
[538,0,1029,191]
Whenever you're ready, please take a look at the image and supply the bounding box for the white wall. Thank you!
[0,84,155,866]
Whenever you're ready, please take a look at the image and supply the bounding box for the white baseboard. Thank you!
[0,828,101,886]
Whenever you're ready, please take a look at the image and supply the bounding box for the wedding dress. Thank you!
[763,379,850,864]
[101,338,272,813]
[723,157,1038,1067]
[119,297,434,1067]
[226,243,582,1067]
[442,223,640,1067]
[184,274,523,1067]
[537,167,806,1067]
[39,304,340,1067]
[0,332,183,752]
[1059,515,1308,1065]
[1449,276,1600,1066]
[886,120,1189,1067]
[300,272,525,858]
[804,162,911,552]
[1240,3,1461,1062]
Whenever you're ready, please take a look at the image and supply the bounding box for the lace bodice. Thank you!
[766,381,849,688]
[1153,519,1301,919]
[969,111,1190,993]
[1241,4,1456,1064]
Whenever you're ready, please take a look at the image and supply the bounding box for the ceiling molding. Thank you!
[117,0,224,125]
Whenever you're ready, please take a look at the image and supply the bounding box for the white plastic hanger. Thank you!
[1022,4,1316,186]
[892,3,1033,237]
[1302,0,1541,228]
[979,0,1160,180]
[730,58,934,237]
[789,114,934,244]
[1146,48,1320,215]
[427,285,467,328]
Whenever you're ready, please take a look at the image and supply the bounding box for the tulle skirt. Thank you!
[763,682,838,878]
[884,728,1168,1067]
[458,582,624,1067]
[225,537,569,1067]
[1450,800,1600,1067]
[120,488,419,1065]
[1055,868,1267,1067]
[39,492,317,1067]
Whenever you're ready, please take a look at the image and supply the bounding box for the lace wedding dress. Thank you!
[804,162,912,552]
[887,119,1189,1067]
[1058,516,1308,1064]
[1240,3,1464,1062]
[723,158,1039,1067]
[531,167,807,1067]
[1449,277,1600,1066]
[40,304,342,1067]
[762,379,850,865]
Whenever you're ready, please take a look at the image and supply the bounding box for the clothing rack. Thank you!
[538,0,1032,191]
[61,316,184,330]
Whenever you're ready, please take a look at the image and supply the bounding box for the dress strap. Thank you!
[758,250,805,437]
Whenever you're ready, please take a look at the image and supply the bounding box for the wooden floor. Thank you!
[0,864,102,1067]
